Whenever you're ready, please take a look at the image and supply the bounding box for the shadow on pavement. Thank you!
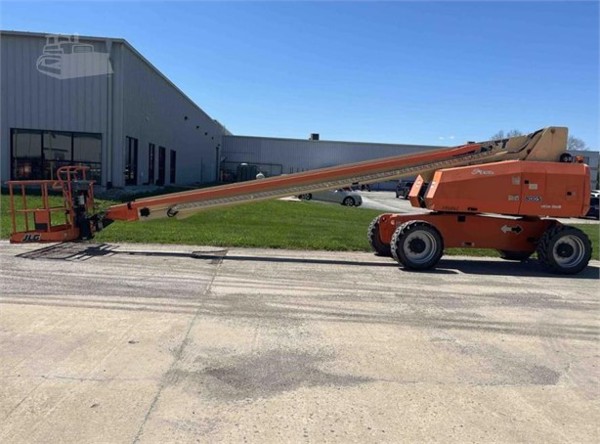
[420,258,600,280]
[16,242,600,278]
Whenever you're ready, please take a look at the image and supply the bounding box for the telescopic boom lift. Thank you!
[6,127,592,274]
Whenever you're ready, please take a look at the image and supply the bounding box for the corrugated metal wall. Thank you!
[1,31,226,187]
[221,135,443,178]
[0,33,109,183]
[120,46,224,186]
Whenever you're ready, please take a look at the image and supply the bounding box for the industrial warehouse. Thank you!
[9,30,589,190]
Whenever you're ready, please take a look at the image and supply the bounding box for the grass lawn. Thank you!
[95,200,383,251]
[1,193,598,259]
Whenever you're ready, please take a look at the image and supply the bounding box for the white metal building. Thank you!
[221,134,442,187]
[1,31,228,188]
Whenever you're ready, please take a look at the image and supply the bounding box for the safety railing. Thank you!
[6,166,94,243]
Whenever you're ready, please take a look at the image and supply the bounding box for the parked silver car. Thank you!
[299,189,362,206]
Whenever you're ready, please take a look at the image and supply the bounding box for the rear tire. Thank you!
[299,193,312,200]
[536,225,591,274]
[391,221,444,270]
[368,216,391,257]
[498,250,533,261]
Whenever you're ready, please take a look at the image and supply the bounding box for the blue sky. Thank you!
[1,1,598,148]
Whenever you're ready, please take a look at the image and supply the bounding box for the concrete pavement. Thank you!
[1,241,599,443]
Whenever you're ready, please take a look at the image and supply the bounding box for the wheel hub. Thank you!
[556,242,574,258]
[409,238,426,254]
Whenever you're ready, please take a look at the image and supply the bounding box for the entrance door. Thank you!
[169,149,176,184]
[148,143,155,184]
[157,146,166,185]
[125,137,138,185]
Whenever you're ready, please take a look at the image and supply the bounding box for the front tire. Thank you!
[536,225,591,274]
[391,221,444,270]
[368,215,391,257]
[342,197,355,206]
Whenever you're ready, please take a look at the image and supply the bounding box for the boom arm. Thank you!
[104,127,568,223]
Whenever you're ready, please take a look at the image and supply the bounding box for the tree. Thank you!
[491,129,523,140]
[567,136,588,151]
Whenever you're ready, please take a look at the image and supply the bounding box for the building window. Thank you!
[43,131,71,180]
[73,134,102,182]
[11,129,42,180]
[157,146,166,185]
[170,149,176,184]
[148,143,155,184]
[125,136,138,185]
[11,128,101,182]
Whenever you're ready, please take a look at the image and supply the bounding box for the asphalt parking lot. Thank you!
[1,240,598,443]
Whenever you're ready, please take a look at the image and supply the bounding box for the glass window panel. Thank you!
[12,129,42,179]
[43,131,71,161]
[73,134,101,163]
[43,131,72,180]
[13,129,42,159]
[11,129,102,182]
[73,134,102,183]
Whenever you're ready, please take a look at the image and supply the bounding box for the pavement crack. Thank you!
[131,256,224,444]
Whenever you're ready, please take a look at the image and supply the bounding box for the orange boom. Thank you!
[6,127,593,274]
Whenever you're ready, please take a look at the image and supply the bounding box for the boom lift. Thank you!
[6,127,592,274]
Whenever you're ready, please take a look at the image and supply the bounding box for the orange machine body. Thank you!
[409,160,590,218]
[377,160,591,253]
[376,213,556,254]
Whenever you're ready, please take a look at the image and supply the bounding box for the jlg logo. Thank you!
[471,168,495,176]
[22,234,41,242]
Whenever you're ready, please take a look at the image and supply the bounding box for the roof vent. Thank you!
[309,133,319,141]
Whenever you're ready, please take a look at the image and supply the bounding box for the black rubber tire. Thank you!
[498,250,533,261]
[342,197,355,206]
[300,193,312,201]
[391,220,444,270]
[367,216,391,257]
[536,224,592,275]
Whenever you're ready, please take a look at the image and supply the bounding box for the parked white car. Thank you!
[299,189,362,206]
[590,189,600,198]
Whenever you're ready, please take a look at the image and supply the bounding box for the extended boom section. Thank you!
[104,127,567,223]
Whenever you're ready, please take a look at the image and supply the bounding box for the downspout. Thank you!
[105,39,113,188]
[215,143,220,183]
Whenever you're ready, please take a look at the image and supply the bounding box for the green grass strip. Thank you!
[1,194,597,259]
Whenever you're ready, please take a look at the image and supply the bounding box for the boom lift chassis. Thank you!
[6,127,593,275]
